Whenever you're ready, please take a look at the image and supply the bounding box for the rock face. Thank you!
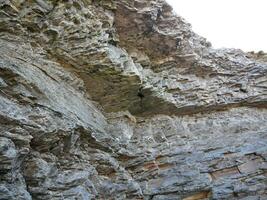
[0,0,266,199]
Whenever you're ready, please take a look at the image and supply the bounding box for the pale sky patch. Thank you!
[166,0,267,52]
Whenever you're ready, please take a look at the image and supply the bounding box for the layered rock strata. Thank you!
[0,0,266,199]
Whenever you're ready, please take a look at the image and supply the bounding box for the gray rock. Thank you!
[0,0,266,199]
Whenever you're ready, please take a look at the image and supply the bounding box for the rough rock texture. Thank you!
[247,51,267,63]
[0,0,266,199]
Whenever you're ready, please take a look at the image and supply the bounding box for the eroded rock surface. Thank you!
[0,0,266,199]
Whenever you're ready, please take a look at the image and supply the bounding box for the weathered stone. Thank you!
[0,0,266,199]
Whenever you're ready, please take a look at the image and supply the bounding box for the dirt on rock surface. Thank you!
[0,0,266,199]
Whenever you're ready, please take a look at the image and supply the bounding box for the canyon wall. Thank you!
[0,0,266,199]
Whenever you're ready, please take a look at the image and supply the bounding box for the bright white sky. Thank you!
[166,0,267,52]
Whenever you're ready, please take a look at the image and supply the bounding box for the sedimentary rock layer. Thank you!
[0,0,266,199]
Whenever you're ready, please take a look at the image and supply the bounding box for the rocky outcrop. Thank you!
[247,51,267,63]
[0,0,266,199]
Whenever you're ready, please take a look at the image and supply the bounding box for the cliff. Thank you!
[0,0,266,199]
